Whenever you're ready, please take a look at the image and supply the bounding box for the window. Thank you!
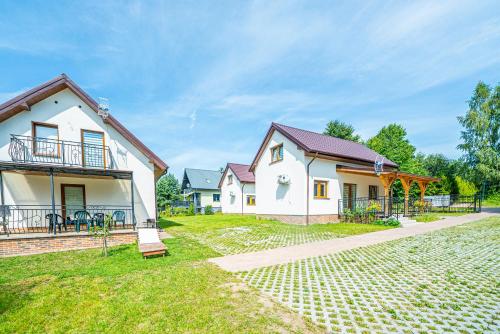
[213,194,220,202]
[228,175,233,185]
[270,144,283,163]
[32,122,59,157]
[81,130,105,168]
[314,180,328,199]
[369,185,379,200]
[246,195,256,206]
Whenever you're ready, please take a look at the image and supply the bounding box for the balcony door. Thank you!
[342,183,357,210]
[61,184,86,219]
[81,130,105,168]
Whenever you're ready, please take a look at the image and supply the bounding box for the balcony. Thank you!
[8,134,115,170]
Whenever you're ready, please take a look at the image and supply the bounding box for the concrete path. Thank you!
[208,211,498,272]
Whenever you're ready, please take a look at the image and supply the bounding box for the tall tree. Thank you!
[323,120,362,142]
[156,173,181,207]
[366,124,416,172]
[457,81,500,194]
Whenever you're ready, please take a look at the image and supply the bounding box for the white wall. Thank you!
[220,169,256,214]
[196,189,221,208]
[0,89,157,223]
[254,131,307,216]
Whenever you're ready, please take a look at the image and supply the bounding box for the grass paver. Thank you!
[240,216,500,333]
[160,214,393,255]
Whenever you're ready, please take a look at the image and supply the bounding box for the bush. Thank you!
[187,203,195,216]
[204,205,214,215]
[373,218,401,227]
[455,176,477,196]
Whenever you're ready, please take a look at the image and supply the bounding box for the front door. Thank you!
[61,184,86,219]
[81,130,105,168]
[343,183,357,210]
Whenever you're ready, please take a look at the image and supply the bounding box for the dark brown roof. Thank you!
[250,122,398,170]
[219,163,255,187]
[0,74,168,173]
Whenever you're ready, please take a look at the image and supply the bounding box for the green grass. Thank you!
[483,194,500,207]
[415,214,442,222]
[0,237,320,333]
[159,214,395,255]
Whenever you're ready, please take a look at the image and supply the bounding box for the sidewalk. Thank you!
[208,211,498,272]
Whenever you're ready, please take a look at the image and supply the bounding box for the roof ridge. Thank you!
[273,122,367,147]
[185,167,223,172]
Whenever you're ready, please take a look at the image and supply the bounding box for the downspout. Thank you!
[306,153,318,226]
[241,183,246,216]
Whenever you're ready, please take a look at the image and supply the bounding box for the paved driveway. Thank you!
[209,212,497,272]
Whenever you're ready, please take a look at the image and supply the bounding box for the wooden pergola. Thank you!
[336,165,440,216]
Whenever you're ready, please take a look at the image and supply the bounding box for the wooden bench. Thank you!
[138,228,167,258]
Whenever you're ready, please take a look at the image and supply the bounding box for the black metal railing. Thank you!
[0,205,134,235]
[8,135,116,169]
[338,194,481,221]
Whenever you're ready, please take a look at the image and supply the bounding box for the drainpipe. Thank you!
[0,170,7,236]
[241,183,246,216]
[49,168,56,235]
[306,153,318,226]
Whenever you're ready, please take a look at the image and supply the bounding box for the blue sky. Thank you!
[1,0,499,179]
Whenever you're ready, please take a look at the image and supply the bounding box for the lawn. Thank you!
[159,214,395,255]
[0,237,320,333]
[240,216,500,333]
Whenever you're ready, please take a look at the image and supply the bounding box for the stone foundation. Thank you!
[257,214,339,225]
[0,230,137,257]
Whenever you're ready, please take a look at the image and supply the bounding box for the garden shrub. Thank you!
[373,218,401,227]
[187,203,195,216]
[204,205,214,215]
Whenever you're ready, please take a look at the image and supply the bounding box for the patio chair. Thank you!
[46,213,67,233]
[0,205,10,236]
[138,228,167,259]
[112,210,126,228]
[74,210,93,232]
[93,213,105,228]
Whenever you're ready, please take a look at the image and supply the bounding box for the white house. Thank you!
[248,123,437,225]
[0,74,168,235]
[219,163,256,214]
[181,168,223,211]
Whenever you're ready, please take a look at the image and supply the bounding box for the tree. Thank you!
[323,120,362,143]
[366,124,416,172]
[457,81,500,195]
[156,173,181,207]
[89,214,112,257]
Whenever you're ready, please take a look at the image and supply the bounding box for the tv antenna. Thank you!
[97,97,109,120]
[374,155,384,176]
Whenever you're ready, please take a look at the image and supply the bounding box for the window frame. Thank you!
[368,185,379,200]
[314,180,329,199]
[31,121,60,157]
[227,174,233,185]
[246,195,256,206]
[270,143,284,164]
[213,193,220,202]
[81,129,106,169]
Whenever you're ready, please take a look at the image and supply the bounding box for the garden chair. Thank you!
[45,213,67,233]
[93,213,105,228]
[0,205,10,236]
[112,210,126,228]
[138,228,167,258]
[74,210,93,232]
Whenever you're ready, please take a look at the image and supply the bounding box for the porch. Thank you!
[0,161,137,237]
[335,165,481,219]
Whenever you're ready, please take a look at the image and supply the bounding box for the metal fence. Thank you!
[0,205,134,235]
[338,194,481,221]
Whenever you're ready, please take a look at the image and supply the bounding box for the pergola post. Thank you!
[399,176,413,217]
[379,174,396,217]
[130,174,136,229]
[417,181,428,202]
[49,168,56,235]
[0,170,7,236]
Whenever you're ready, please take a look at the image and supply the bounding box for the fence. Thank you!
[0,205,134,235]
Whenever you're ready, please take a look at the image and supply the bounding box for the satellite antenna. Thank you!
[97,97,109,120]
[374,155,384,176]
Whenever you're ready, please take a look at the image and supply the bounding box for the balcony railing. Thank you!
[8,134,115,169]
[0,205,134,235]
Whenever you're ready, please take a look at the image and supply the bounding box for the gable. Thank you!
[0,74,167,173]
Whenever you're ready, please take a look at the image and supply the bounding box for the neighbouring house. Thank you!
[247,122,438,225]
[219,163,256,214]
[181,168,223,212]
[0,74,167,255]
